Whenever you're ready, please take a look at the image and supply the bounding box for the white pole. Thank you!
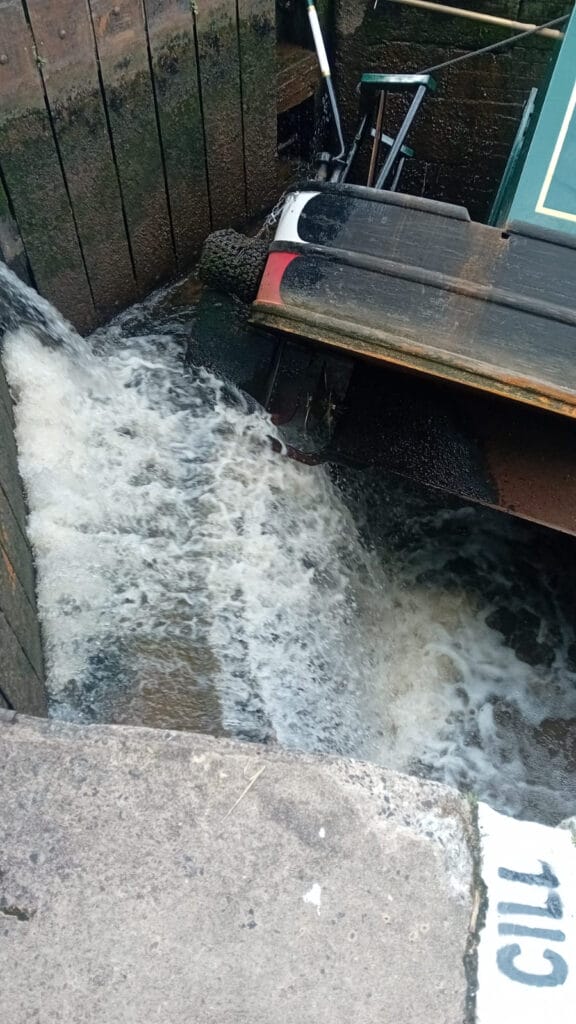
[383,0,564,40]
[307,2,332,77]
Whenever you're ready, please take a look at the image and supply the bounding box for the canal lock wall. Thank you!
[0,357,46,714]
[0,1,572,333]
[0,0,573,718]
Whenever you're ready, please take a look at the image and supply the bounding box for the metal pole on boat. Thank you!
[379,0,564,40]
[305,0,346,177]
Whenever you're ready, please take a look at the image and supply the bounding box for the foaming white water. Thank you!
[3,285,576,824]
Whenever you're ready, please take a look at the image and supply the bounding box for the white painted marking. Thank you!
[274,191,320,245]
[303,883,322,915]
[477,803,576,1024]
[318,827,326,839]
[535,79,576,224]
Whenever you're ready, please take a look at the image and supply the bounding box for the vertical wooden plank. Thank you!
[0,527,44,678]
[0,0,96,331]
[195,0,246,229]
[144,0,211,266]
[88,0,176,293]
[0,394,28,531]
[237,0,277,216]
[0,176,32,285]
[0,608,47,715]
[0,475,36,606]
[0,358,15,427]
[25,0,137,320]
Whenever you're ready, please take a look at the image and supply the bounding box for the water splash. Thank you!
[2,267,576,824]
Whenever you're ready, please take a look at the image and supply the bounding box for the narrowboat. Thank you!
[201,2,576,537]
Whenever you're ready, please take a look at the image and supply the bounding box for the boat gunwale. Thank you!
[251,300,576,420]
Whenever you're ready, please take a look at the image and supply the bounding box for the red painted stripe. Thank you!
[255,252,298,306]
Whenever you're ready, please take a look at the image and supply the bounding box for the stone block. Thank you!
[0,716,475,1024]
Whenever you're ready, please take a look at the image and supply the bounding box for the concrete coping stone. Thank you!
[0,713,574,1022]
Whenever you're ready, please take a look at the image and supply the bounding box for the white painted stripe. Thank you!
[477,804,576,1024]
[535,79,576,224]
[307,6,331,78]
[274,191,320,245]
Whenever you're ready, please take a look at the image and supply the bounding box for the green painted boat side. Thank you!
[507,8,576,236]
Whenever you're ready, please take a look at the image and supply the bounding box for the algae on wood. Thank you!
[88,0,176,294]
[195,0,246,229]
[144,0,211,265]
[238,0,277,216]
[26,0,137,320]
[0,0,96,331]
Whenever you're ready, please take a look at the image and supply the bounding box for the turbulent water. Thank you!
[2,265,576,825]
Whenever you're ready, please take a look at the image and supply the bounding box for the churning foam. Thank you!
[2,276,576,825]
